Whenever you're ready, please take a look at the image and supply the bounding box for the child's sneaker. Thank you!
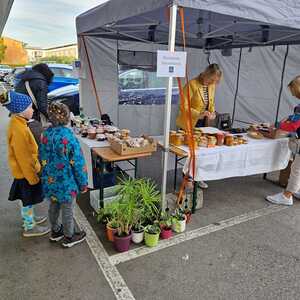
[23,225,50,237]
[62,231,86,248]
[34,215,47,225]
[49,225,64,242]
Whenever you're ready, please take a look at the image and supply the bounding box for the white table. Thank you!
[166,135,291,213]
[77,135,109,188]
[180,135,291,181]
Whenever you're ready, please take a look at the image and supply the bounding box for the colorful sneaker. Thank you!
[34,215,47,225]
[62,231,86,248]
[49,225,64,242]
[23,225,50,237]
[266,193,293,206]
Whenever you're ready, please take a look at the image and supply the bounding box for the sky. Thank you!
[3,0,107,48]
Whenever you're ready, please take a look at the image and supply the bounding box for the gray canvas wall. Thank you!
[79,36,300,135]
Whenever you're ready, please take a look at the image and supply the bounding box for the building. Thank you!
[1,37,28,65]
[25,46,43,63]
[42,43,78,58]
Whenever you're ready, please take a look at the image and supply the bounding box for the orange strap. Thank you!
[176,7,196,207]
[81,35,103,117]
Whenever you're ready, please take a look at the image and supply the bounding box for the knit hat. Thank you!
[0,89,32,114]
[48,102,70,126]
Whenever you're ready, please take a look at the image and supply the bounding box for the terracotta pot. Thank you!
[185,212,192,224]
[113,231,132,252]
[160,228,173,239]
[106,224,118,242]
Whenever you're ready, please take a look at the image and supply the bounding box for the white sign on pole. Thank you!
[157,50,187,77]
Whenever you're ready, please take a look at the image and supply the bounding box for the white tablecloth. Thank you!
[180,136,291,181]
[77,135,109,188]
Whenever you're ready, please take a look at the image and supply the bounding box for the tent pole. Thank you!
[232,48,243,123]
[161,4,177,211]
[275,45,289,124]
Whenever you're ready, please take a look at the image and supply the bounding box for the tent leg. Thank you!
[161,4,177,211]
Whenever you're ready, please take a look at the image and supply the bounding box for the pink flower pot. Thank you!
[160,228,173,239]
[113,231,132,252]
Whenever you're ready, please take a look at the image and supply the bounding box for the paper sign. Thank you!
[157,50,187,77]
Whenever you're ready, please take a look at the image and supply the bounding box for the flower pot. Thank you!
[172,218,186,233]
[160,228,173,239]
[185,211,192,224]
[144,231,160,247]
[106,224,118,242]
[132,229,144,244]
[113,231,132,252]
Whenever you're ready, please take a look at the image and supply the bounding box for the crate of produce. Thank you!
[109,136,157,156]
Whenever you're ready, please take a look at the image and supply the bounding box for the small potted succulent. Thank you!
[97,201,119,242]
[159,211,173,239]
[144,224,161,247]
[106,219,119,242]
[172,208,186,233]
[131,209,145,244]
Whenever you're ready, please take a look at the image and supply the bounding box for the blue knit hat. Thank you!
[2,90,32,113]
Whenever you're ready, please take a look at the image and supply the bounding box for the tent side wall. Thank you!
[78,34,300,135]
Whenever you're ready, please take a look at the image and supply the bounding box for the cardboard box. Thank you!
[110,137,157,156]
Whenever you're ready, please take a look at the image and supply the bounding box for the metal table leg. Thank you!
[99,157,104,209]
[174,154,178,191]
[192,181,198,214]
[134,158,138,178]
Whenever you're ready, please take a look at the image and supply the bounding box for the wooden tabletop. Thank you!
[93,147,152,162]
[158,142,188,158]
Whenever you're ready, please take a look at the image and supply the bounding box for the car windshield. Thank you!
[14,68,26,75]
[119,68,178,90]
[50,67,74,78]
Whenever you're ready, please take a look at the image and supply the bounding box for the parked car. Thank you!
[0,64,12,81]
[5,66,31,86]
[48,84,80,115]
[45,68,179,115]
[118,68,179,105]
[13,63,79,92]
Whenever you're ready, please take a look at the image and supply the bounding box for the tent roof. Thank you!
[0,0,13,35]
[76,0,300,49]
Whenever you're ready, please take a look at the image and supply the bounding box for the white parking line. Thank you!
[110,205,288,266]
[74,204,135,300]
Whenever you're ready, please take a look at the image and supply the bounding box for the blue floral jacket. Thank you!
[39,126,88,203]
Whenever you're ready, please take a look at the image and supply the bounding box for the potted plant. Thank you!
[144,224,161,247]
[113,179,137,252]
[131,208,145,244]
[97,200,120,242]
[159,211,173,239]
[106,219,119,242]
[136,179,161,226]
[184,208,192,224]
[172,208,186,233]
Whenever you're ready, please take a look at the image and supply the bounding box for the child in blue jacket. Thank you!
[39,102,88,248]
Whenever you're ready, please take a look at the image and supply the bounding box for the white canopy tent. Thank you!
[0,0,13,35]
[76,0,300,208]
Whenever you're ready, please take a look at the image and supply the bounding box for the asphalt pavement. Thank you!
[1,96,300,300]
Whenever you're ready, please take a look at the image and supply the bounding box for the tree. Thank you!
[0,38,7,63]
[39,55,76,65]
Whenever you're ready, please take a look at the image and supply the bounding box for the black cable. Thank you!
[275,45,289,124]
[232,48,243,123]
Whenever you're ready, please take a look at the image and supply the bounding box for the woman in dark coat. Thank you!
[15,63,54,121]
[15,63,54,141]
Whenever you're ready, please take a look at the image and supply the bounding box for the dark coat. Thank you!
[15,70,49,121]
